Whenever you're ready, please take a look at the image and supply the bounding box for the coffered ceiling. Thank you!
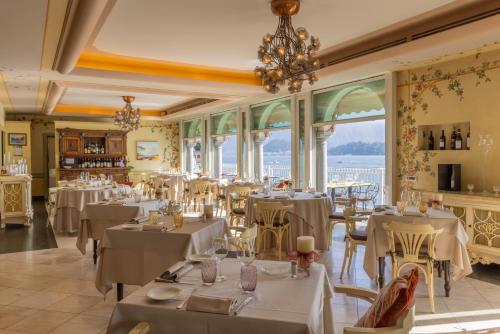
[0,0,499,119]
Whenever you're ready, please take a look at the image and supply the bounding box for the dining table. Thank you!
[106,259,334,334]
[54,186,112,233]
[327,181,371,210]
[363,206,472,295]
[76,198,161,261]
[96,216,227,300]
[245,191,333,251]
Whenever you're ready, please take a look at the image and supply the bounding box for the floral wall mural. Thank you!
[149,121,180,169]
[397,47,500,191]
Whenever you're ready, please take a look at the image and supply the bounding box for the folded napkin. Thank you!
[162,261,185,277]
[274,195,288,200]
[183,212,203,218]
[131,216,149,223]
[141,224,163,231]
[158,263,193,282]
[186,295,237,315]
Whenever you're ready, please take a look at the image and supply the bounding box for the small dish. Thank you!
[261,264,290,277]
[146,286,182,301]
[121,223,142,230]
[187,254,214,263]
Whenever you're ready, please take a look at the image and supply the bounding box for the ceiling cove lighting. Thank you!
[115,96,141,131]
[255,0,321,94]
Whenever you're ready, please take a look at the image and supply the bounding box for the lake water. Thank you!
[222,154,385,168]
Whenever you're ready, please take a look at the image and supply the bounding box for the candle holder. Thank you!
[288,250,319,276]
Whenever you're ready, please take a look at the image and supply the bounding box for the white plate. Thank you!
[261,265,290,277]
[121,223,142,230]
[187,254,214,263]
[146,286,182,301]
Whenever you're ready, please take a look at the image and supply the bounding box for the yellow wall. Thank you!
[54,120,180,175]
[3,121,31,172]
[396,47,500,192]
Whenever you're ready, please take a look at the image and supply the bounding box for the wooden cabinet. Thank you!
[107,135,125,154]
[0,175,33,228]
[57,128,128,182]
[62,136,81,155]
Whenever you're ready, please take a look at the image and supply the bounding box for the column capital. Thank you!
[315,125,334,142]
[254,131,270,145]
[213,135,227,148]
[185,138,197,147]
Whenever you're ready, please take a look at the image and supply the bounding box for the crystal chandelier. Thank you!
[114,96,141,131]
[255,0,320,94]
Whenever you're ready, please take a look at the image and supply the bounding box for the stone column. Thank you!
[254,132,269,181]
[316,126,334,193]
[213,136,226,178]
[185,139,196,174]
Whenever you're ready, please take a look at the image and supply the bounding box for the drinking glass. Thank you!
[396,201,406,215]
[240,265,257,293]
[201,260,217,286]
[418,201,428,214]
[288,188,295,198]
[213,237,229,281]
[467,184,474,194]
[237,240,255,266]
[411,191,421,207]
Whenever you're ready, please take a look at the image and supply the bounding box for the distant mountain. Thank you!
[328,142,384,155]
[264,139,291,152]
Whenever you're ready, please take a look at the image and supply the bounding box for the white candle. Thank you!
[297,236,315,253]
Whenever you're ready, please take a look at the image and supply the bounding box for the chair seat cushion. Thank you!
[355,267,419,328]
[349,228,367,241]
[329,213,344,220]
[232,208,245,215]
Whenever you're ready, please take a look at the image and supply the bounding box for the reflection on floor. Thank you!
[0,203,500,333]
[0,198,57,254]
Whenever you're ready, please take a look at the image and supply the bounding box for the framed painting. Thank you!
[136,140,160,160]
[8,133,27,146]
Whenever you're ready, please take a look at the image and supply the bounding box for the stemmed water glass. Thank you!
[237,240,255,266]
[213,237,228,281]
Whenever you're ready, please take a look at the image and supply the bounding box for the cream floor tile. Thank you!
[0,306,38,329]
[0,288,35,306]
[7,310,75,334]
[82,301,117,318]
[44,279,101,297]
[46,295,102,314]
[48,315,108,334]
[332,303,359,324]
[11,291,69,310]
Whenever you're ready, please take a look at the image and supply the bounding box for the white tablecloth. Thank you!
[76,199,161,254]
[96,217,227,295]
[160,174,185,202]
[246,192,333,250]
[363,207,472,281]
[106,260,334,334]
[54,187,111,233]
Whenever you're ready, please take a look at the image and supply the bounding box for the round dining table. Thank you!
[245,191,333,250]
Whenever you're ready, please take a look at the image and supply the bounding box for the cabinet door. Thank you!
[107,136,125,154]
[63,136,81,155]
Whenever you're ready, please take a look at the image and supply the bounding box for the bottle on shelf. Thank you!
[422,130,426,150]
[451,129,457,150]
[101,144,105,154]
[456,129,463,150]
[428,130,435,150]
[439,130,446,150]
[466,128,471,150]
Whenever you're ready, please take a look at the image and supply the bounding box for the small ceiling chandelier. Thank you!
[255,0,320,94]
[114,96,141,131]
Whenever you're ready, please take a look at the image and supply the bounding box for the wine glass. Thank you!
[213,237,229,281]
[467,184,474,194]
[237,240,255,266]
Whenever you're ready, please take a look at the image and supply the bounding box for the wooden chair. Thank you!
[340,207,369,279]
[384,222,442,313]
[128,322,150,334]
[254,202,293,260]
[334,284,415,333]
[326,197,358,250]
[190,179,212,211]
[228,186,252,226]
[214,183,227,217]
[228,223,258,253]
[45,187,57,226]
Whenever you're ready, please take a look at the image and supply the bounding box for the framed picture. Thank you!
[136,140,160,160]
[8,133,27,146]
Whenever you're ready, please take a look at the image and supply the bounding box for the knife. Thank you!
[233,296,253,315]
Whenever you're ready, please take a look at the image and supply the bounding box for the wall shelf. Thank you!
[418,121,470,151]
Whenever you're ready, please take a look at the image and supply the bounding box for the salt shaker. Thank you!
[291,260,298,278]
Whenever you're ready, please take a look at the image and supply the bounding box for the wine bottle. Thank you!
[428,131,435,150]
[422,130,426,150]
[451,130,457,150]
[456,129,463,150]
[439,130,446,150]
[466,128,471,150]
[450,168,456,190]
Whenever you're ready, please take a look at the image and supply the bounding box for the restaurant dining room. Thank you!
[1,0,500,333]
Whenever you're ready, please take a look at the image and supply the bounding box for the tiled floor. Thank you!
[1,217,500,333]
